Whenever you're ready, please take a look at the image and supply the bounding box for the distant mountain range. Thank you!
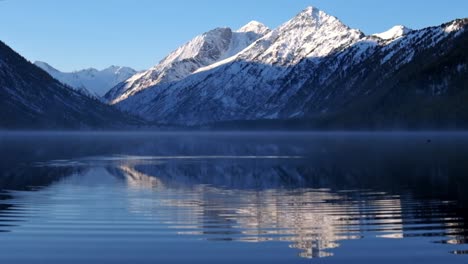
[34,61,137,97]
[0,41,141,129]
[0,6,467,129]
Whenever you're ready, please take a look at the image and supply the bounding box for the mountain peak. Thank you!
[103,65,136,75]
[302,6,320,15]
[373,25,412,40]
[106,65,121,70]
[34,61,59,73]
[286,6,348,30]
[297,6,329,19]
[237,21,270,35]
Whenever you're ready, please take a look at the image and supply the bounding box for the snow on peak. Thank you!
[289,6,352,31]
[156,27,232,66]
[297,6,327,20]
[237,21,270,35]
[106,27,235,103]
[373,25,412,40]
[231,5,364,66]
[192,6,366,76]
[302,6,319,15]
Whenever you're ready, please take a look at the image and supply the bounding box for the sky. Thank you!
[0,0,467,72]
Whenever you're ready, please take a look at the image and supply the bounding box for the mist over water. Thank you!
[0,132,467,263]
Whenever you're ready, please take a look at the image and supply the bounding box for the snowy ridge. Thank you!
[373,25,412,41]
[379,19,466,65]
[106,22,270,104]
[34,62,137,97]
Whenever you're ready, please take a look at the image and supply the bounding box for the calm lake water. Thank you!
[0,132,467,263]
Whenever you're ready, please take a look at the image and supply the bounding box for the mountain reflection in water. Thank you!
[0,132,466,263]
[106,159,466,259]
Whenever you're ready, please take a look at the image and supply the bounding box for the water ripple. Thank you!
[0,154,466,262]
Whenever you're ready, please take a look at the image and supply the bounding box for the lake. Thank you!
[0,132,466,263]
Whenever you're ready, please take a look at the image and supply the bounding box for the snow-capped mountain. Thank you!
[0,41,141,129]
[34,61,136,97]
[112,6,364,124]
[105,21,270,104]
[111,6,468,128]
[373,25,412,40]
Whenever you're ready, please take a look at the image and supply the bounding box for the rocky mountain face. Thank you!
[34,61,136,97]
[105,21,270,104]
[0,41,141,129]
[110,7,468,129]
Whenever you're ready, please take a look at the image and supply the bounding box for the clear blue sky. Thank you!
[0,0,467,71]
